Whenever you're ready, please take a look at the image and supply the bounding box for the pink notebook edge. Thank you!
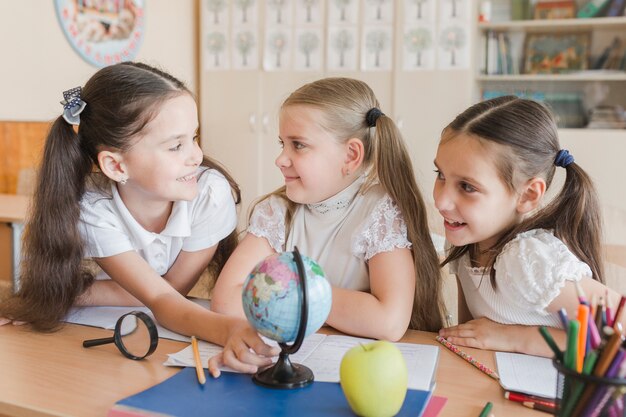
[423,395,448,417]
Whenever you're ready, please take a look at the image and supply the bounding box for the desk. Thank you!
[0,324,543,417]
[0,194,29,293]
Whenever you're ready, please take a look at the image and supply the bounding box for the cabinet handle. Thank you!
[262,113,269,134]
[248,113,257,133]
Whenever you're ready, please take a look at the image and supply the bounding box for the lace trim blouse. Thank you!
[248,176,411,290]
[449,228,592,326]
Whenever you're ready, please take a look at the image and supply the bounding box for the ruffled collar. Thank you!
[307,175,365,215]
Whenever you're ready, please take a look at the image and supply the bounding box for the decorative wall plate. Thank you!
[55,0,145,67]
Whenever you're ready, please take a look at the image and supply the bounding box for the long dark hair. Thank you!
[252,78,444,331]
[0,62,240,331]
[441,96,604,284]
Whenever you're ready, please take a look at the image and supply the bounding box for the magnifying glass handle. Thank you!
[83,336,115,348]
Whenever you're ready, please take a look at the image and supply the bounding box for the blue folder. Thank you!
[110,368,432,417]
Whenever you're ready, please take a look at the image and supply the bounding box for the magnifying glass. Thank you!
[82,311,159,360]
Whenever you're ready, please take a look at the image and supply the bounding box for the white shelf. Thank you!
[558,128,626,137]
[477,72,626,82]
[478,17,626,33]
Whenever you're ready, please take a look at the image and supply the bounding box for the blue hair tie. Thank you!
[554,149,574,168]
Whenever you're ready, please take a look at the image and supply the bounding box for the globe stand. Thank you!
[253,247,314,389]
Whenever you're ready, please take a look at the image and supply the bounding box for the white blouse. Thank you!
[79,168,237,279]
[450,229,592,326]
[248,175,411,290]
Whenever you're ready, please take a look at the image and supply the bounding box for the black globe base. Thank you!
[253,353,314,389]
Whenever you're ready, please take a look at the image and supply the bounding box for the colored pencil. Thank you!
[558,307,569,329]
[504,391,556,408]
[613,296,626,330]
[571,332,625,417]
[588,317,602,350]
[605,290,612,327]
[590,294,598,321]
[435,336,499,380]
[565,319,580,370]
[478,401,493,417]
[522,401,555,413]
[577,304,590,372]
[191,336,206,385]
[538,326,564,362]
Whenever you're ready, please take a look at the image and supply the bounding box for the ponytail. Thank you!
[0,118,94,330]
[496,162,604,283]
[553,164,603,282]
[371,116,445,331]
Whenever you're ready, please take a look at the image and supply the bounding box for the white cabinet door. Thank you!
[200,72,262,226]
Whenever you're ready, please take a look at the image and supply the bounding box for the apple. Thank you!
[339,341,408,417]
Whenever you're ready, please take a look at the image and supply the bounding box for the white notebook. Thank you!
[495,352,557,399]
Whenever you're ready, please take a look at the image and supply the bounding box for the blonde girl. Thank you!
[211,77,444,341]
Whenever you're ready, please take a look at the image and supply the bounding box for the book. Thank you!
[605,0,626,16]
[495,352,557,399]
[486,31,499,75]
[587,105,626,129]
[577,0,612,17]
[108,368,434,417]
[165,333,440,392]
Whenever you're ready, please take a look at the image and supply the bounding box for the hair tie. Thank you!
[365,107,384,128]
[554,149,574,168]
[60,87,87,126]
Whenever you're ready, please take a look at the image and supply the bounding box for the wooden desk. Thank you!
[0,194,29,293]
[0,324,543,417]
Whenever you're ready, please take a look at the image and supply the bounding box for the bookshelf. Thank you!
[478,15,626,32]
[474,12,626,130]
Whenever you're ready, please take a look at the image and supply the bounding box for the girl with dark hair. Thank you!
[435,96,623,355]
[0,62,278,375]
[211,77,444,341]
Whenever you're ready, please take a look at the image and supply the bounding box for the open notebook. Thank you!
[495,352,557,398]
[66,302,439,391]
[166,333,440,391]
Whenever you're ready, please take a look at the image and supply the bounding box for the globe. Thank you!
[242,250,332,344]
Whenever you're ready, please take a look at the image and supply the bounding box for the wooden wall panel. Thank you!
[0,121,49,194]
[0,121,49,287]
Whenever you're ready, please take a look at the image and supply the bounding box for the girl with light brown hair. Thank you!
[211,77,445,340]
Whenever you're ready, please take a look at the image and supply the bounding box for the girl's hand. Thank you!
[438,317,518,352]
[207,321,280,377]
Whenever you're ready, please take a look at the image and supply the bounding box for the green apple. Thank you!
[339,341,408,417]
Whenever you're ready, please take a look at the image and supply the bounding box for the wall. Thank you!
[0,1,198,121]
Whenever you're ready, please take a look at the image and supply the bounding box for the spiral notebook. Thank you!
[108,368,434,417]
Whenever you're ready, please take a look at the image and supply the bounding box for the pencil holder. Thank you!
[553,360,626,417]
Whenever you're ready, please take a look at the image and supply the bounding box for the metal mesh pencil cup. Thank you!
[553,359,626,417]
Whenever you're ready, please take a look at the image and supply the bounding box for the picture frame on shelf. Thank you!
[523,32,590,74]
[533,1,577,19]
